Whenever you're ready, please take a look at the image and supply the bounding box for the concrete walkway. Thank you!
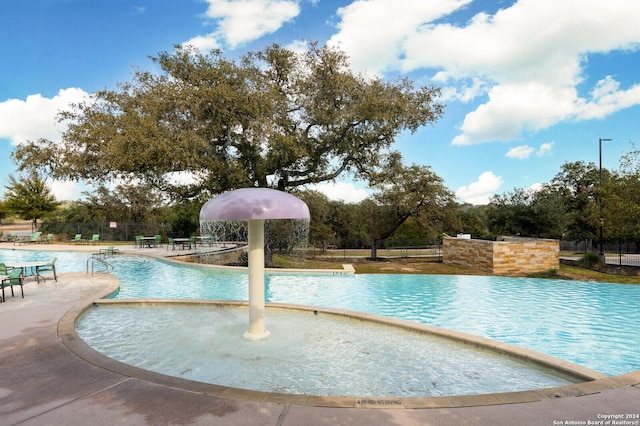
[1,244,639,425]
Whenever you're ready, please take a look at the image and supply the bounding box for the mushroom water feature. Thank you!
[199,188,311,340]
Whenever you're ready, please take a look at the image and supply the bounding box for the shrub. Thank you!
[580,252,601,268]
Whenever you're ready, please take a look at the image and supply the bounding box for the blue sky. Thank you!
[1,0,639,204]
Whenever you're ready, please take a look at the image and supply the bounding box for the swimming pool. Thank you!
[77,304,581,397]
[2,249,639,376]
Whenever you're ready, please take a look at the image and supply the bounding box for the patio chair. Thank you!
[0,262,11,285]
[36,257,57,282]
[91,234,100,245]
[99,246,119,257]
[71,234,84,244]
[167,237,175,251]
[154,235,162,248]
[182,236,196,250]
[135,235,143,248]
[43,233,54,244]
[1,268,24,302]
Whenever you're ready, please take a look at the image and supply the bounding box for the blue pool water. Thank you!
[77,304,578,397]
[2,249,639,376]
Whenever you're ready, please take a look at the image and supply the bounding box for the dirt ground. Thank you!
[0,221,32,233]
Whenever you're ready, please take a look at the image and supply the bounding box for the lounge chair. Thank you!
[91,234,100,245]
[36,258,57,282]
[18,231,42,245]
[1,268,24,302]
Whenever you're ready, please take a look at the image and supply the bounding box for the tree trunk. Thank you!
[370,239,379,260]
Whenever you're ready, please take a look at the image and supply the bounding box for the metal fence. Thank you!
[561,238,640,267]
[40,222,172,242]
[309,238,443,259]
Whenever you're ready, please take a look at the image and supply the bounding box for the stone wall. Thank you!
[443,236,559,275]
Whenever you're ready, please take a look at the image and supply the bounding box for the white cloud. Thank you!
[506,145,534,160]
[184,35,221,51]
[184,0,300,49]
[309,181,370,203]
[451,82,578,145]
[439,77,488,103]
[506,142,553,159]
[536,142,553,157]
[528,182,543,192]
[455,171,503,205]
[329,0,640,145]
[50,180,84,201]
[0,88,92,201]
[328,0,472,75]
[576,76,640,120]
[0,87,90,146]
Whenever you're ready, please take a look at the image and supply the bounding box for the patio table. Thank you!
[7,261,49,283]
[140,236,157,248]
[172,238,193,250]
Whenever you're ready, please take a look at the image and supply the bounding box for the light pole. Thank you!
[599,137,612,259]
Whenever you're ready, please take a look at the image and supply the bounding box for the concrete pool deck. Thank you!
[1,244,639,425]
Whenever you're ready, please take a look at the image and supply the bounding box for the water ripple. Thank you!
[2,249,639,376]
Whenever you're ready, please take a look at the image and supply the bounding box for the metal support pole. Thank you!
[598,138,612,262]
[243,219,270,340]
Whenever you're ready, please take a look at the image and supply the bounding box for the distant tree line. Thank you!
[4,142,640,258]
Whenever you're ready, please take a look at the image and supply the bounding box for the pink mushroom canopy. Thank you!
[199,188,310,221]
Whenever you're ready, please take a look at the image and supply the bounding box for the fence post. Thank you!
[619,240,622,267]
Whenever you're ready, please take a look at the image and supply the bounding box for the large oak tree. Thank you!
[13,43,444,202]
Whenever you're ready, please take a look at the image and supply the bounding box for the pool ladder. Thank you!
[86,255,114,275]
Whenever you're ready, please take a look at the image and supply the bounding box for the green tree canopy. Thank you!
[4,172,60,230]
[602,142,640,240]
[363,163,456,258]
[0,199,10,223]
[547,161,601,239]
[294,189,335,248]
[13,43,444,202]
[77,184,165,223]
[453,204,490,239]
[487,187,566,238]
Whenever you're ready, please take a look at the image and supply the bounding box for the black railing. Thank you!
[561,238,640,267]
[39,222,171,242]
